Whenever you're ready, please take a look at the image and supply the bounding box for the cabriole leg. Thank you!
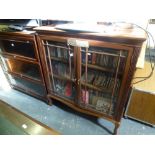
[114,122,120,135]
[47,96,53,106]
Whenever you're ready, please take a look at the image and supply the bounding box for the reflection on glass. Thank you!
[52,78,75,100]
[8,74,46,96]
[44,40,75,101]
[80,46,127,115]
[81,88,114,115]
[2,58,41,80]
[0,40,35,58]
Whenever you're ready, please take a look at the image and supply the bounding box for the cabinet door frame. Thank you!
[76,39,133,118]
[38,34,134,119]
[5,72,46,100]
[0,55,44,84]
[37,35,78,103]
[0,35,39,62]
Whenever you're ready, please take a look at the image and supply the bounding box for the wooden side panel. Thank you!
[115,46,142,121]
[126,89,155,125]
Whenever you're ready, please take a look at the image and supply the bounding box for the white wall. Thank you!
[0,0,154,22]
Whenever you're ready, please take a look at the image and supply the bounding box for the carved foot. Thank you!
[113,122,120,135]
[47,97,53,106]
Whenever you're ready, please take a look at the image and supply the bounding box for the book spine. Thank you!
[82,52,86,63]
[88,53,92,64]
[57,47,61,58]
[92,53,96,64]
[65,82,72,97]
[81,90,89,104]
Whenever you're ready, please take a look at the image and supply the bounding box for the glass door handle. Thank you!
[77,79,80,85]
[73,78,80,85]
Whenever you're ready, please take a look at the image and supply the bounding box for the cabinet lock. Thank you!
[67,39,89,48]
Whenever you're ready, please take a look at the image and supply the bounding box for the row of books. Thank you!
[81,89,114,114]
[47,46,126,72]
[82,52,126,70]
[48,46,72,60]
[52,62,74,78]
[81,71,121,93]
[54,79,75,98]
[82,52,118,68]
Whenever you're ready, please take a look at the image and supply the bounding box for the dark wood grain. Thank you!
[35,26,145,134]
[0,31,47,100]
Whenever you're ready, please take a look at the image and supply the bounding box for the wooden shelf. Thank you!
[50,73,75,82]
[0,52,38,64]
[49,58,122,75]
[82,63,122,74]
[7,71,44,85]
[81,81,112,93]
[49,56,69,63]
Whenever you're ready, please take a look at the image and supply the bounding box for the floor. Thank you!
[0,115,27,135]
[0,67,155,135]
[0,88,155,135]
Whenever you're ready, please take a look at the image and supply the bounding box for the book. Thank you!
[57,47,61,58]
[96,98,110,108]
[64,49,68,59]
[87,72,95,83]
[119,57,126,70]
[93,73,104,86]
[81,89,89,104]
[65,82,72,97]
[50,46,56,57]
[81,71,95,84]
[96,54,100,65]
[93,73,100,85]
[91,95,98,106]
[92,53,96,64]
[88,52,92,64]
[100,74,107,87]
[82,52,86,63]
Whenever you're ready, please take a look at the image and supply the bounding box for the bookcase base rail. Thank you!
[47,94,120,134]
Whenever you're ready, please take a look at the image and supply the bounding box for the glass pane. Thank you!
[1,57,41,80]
[51,61,74,79]
[81,46,127,70]
[50,77,75,100]
[44,40,75,101]
[0,40,35,58]
[80,87,114,115]
[8,74,46,96]
[80,46,127,115]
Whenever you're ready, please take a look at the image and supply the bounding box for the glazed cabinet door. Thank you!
[0,37,38,60]
[42,37,77,102]
[77,41,129,117]
[0,35,47,100]
[0,55,42,81]
[7,73,46,97]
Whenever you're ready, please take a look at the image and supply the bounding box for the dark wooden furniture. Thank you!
[125,61,155,126]
[0,31,47,101]
[35,25,146,134]
[0,99,60,135]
